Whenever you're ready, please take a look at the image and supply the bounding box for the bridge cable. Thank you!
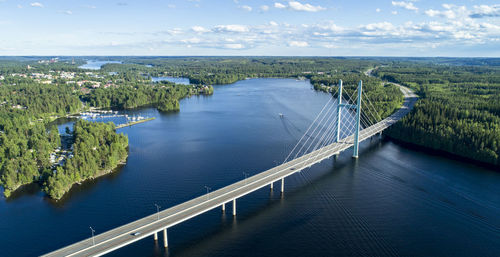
[282,94,335,164]
[300,89,361,172]
[286,90,338,160]
[290,91,339,161]
[299,96,341,157]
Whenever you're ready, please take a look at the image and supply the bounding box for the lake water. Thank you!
[79,60,122,70]
[1,79,499,257]
[152,76,190,85]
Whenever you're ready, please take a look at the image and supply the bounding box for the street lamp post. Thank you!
[89,227,95,246]
[204,186,211,200]
[243,172,249,184]
[154,204,161,220]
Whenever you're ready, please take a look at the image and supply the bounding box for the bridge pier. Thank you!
[270,182,273,190]
[154,232,158,241]
[281,178,284,193]
[232,199,236,216]
[163,229,168,248]
[222,203,225,212]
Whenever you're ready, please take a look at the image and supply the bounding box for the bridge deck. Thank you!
[43,86,418,257]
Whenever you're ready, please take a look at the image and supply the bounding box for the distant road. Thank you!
[365,67,418,98]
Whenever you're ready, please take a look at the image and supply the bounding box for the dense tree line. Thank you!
[82,82,213,112]
[377,64,500,166]
[0,83,80,197]
[0,113,60,197]
[44,120,128,199]
[0,83,82,117]
[99,57,378,85]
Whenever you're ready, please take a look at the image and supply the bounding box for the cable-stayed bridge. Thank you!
[43,80,418,257]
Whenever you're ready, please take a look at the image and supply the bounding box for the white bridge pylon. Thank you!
[336,79,363,158]
[283,79,380,166]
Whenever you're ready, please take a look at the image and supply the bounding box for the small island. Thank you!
[44,120,128,199]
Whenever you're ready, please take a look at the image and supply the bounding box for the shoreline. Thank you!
[386,136,499,170]
[2,151,129,200]
[50,154,129,200]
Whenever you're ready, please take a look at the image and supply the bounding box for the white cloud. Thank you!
[239,5,252,11]
[314,21,344,33]
[62,10,72,15]
[191,26,211,33]
[322,44,339,49]
[168,4,176,8]
[425,9,440,17]
[214,24,249,33]
[30,2,43,8]
[470,4,500,18]
[260,5,269,12]
[425,9,456,19]
[391,1,418,12]
[6,5,499,56]
[288,1,326,12]
[313,32,328,36]
[17,4,23,8]
[453,31,475,39]
[363,22,395,31]
[376,8,381,13]
[289,41,309,47]
[166,28,183,35]
[181,37,201,44]
[392,11,398,15]
[424,4,469,20]
[224,43,244,49]
[274,3,286,9]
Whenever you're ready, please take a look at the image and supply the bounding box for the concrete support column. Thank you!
[222,203,225,212]
[163,229,168,248]
[281,178,284,193]
[154,232,158,241]
[232,199,236,216]
[378,132,382,139]
[270,182,273,190]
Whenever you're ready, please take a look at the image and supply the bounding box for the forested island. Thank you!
[0,56,498,200]
[83,83,213,112]
[44,120,128,199]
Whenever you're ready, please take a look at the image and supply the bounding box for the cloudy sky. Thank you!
[0,0,499,56]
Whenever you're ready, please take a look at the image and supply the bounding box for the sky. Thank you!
[0,0,499,56]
